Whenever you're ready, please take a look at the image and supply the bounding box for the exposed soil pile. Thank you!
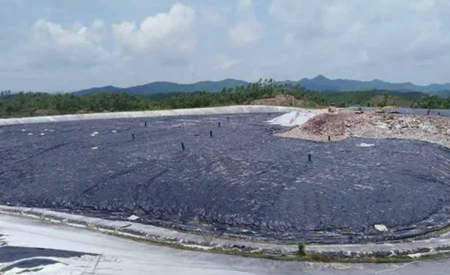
[280,113,351,142]
[250,94,307,106]
[350,113,450,148]
[279,110,450,148]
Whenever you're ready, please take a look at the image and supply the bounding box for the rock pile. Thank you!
[279,110,450,148]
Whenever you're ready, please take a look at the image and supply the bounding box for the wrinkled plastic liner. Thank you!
[1,113,449,244]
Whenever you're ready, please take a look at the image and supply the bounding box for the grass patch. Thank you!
[297,243,306,257]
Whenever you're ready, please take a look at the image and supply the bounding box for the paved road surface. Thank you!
[1,215,450,274]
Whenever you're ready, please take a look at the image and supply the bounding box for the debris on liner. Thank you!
[277,109,450,148]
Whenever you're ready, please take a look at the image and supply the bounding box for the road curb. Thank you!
[1,205,450,261]
[0,105,303,126]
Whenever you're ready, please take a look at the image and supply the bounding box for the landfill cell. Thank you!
[0,113,449,244]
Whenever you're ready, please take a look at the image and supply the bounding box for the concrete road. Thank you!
[0,215,449,275]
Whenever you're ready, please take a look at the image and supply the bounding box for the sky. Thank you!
[1,0,450,91]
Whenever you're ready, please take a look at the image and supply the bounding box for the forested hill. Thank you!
[1,82,449,118]
[74,76,450,97]
[74,79,249,96]
[295,75,450,96]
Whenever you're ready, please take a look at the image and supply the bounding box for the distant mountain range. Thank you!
[74,79,248,96]
[295,75,450,96]
[74,76,450,97]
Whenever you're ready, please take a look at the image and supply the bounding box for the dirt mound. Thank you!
[302,113,348,136]
[280,112,354,141]
[350,113,450,148]
[279,110,450,147]
[250,94,306,106]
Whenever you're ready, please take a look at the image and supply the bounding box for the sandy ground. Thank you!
[2,215,450,275]
[274,110,450,148]
[250,94,307,107]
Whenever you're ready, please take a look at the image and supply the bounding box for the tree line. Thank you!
[1,83,449,118]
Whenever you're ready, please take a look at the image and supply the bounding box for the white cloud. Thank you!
[230,21,261,47]
[214,58,241,71]
[28,19,109,68]
[269,0,360,38]
[411,0,436,11]
[229,0,262,47]
[199,9,226,26]
[3,0,450,90]
[112,3,196,60]
[237,0,253,11]
[269,0,450,82]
